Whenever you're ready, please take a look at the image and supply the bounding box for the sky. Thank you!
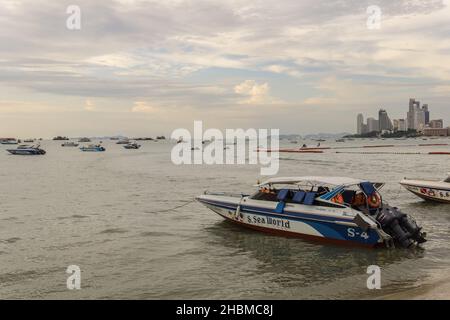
[0,0,450,138]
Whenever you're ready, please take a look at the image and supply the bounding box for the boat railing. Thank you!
[204,191,249,198]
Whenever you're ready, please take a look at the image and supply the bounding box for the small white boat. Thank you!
[61,141,79,147]
[197,177,426,248]
[400,173,450,204]
[80,144,105,152]
[123,142,141,149]
[7,144,46,155]
[1,139,18,145]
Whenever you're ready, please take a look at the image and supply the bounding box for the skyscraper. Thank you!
[367,117,379,132]
[378,109,393,131]
[422,104,430,125]
[357,113,364,134]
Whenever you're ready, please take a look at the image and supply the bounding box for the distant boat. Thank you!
[336,139,345,142]
[7,144,46,155]
[289,140,298,144]
[80,144,105,152]
[0,139,19,145]
[23,139,35,143]
[156,136,166,140]
[124,142,141,149]
[61,141,79,147]
[78,137,91,142]
[116,139,130,144]
[53,136,69,141]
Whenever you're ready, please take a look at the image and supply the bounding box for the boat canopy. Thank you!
[257,176,371,187]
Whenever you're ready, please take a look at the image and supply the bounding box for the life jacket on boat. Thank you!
[367,193,382,208]
[331,193,344,204]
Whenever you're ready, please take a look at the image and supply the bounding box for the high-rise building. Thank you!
[398,119,407,131]
[422,104,430,125]
[378,109,393,131]
[357,113,364,134]
[407,98,416,130]
[407,98,430,130]
[367,117,379,132]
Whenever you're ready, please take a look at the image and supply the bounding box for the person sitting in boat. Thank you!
[352,192,366,207]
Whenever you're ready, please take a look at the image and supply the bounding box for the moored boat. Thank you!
[78,137,91,142]
[116,139,130,144]
[80,144,105,152]
[400,173,450,204]
[1,138,19,145]
[7,144,46,155]
[197,177,426,248]
[61,141,79,147]
[123,142,141,149]
[53,136,69,141]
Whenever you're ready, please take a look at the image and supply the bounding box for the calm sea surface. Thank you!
[0,138,449,299]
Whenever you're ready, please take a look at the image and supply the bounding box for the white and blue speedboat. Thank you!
[196,177,426,248]
[7,144,46,155]
[80,144,105,152]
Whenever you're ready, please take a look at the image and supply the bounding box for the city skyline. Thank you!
[1,1,450,137]
[356,97,446,135]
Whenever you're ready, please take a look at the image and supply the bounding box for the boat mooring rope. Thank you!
[145,199,196,214]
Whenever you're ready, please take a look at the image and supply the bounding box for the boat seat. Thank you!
[277,189,290,202]
[292,191,306,203]
[303,192,316,205]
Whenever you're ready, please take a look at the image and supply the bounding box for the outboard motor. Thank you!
[376,204,426,248]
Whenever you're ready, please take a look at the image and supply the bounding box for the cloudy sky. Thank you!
[1,0,449,137]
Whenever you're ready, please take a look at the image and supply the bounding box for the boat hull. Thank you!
[7,150,44,155]
[400,180,450,204]
[198,196,383,248]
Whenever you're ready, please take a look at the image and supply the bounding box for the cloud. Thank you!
[84,99,95,111]
[131,101,158,113]
[234,80,273,104]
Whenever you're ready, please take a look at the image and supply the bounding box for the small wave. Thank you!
[58,214,89,220]
[1,237,21,244]
[99,228,128,234]
[140,231,172,237]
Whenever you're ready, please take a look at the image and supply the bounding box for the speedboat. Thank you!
[400,173,450,204]
[61,141,79,147]
[116,139,130,144]
[1,139,18,145]
[53,136,69,141]
[80,144,105,152]
[196,177,426,248]
[123,142,141,149]
[7,144,46,155]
